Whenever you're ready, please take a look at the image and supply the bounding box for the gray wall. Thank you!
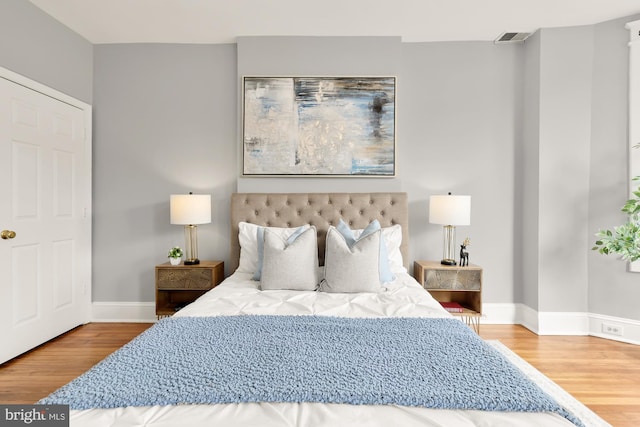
[89,37,523,304]
[518,14,640,320]
[236,36,402,194]
[537,25,593,313]
[92,44,236,301]
[5,0,640,322]
[0,0,92,104]
[520,30,541,310]
[589,14,640,319]
[401,41,523,304]
[89,26,640,318]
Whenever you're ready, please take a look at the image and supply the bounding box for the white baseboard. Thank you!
[92,302,157,323]
[537,311,590,336]
[91,301,640,345]
[588,313,640,345]
[482,303,541,331]
[517,304,540,333]
[479,303,519,324]
[483,303,640,345]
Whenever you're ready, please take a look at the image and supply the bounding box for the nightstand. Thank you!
[155,260,224,318]
[414,260,482,333]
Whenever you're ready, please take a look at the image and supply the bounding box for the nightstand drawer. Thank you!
[156,268,213,290]
[425,269,481,290]
[155,261,224,318]
[414,261,483,333]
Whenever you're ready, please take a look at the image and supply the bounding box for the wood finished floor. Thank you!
[0,323,638,426]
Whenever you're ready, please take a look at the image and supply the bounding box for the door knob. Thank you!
[1,230,16,240]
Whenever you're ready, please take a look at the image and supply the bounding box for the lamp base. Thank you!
[184,259,200,265]
[441,259,457,266]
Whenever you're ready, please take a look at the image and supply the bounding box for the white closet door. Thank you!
[0,72,91,364]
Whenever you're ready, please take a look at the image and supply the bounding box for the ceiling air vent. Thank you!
[494,32,531,44]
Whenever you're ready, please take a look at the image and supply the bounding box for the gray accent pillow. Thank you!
[260,226,319,291]
[320,226,381,293]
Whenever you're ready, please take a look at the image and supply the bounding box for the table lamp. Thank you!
[429,192,471,266]
[170,192,211,265]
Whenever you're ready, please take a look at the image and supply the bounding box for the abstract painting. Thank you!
[243,77,396,176]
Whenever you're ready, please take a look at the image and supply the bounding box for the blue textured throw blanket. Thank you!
[40,315,582,426]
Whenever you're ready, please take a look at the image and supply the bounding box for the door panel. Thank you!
[12,140,39,219]
[11,98,38,128]
[0,74,91,364]
[53,150,74,217]
[52,239,74,310]
[11,243,40,326]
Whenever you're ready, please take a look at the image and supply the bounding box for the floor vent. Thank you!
[494,32,531,44]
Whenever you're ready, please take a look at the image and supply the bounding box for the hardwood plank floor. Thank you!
[0,323,152,405]
[480,325,640,427]
[1,323,638,426]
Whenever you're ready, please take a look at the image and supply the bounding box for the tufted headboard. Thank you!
[230,192,409,273]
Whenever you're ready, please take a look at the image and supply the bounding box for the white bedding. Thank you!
[70,272,577,427]
[174,270,450,319]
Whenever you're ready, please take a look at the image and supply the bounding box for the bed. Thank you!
[40,192,588,427]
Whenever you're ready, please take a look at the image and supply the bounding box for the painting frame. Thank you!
[242,76,396,177]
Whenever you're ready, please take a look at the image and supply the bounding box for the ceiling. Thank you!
[28,0,640,44]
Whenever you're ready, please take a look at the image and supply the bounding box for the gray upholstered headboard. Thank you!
[230,192,409,272]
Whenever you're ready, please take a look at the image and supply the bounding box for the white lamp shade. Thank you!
[429,194,471,226]
[170,194,211,225]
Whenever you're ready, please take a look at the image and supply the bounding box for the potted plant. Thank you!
[168,246,183,265]
[593,178,640,262]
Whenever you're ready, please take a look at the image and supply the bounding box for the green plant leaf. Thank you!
[593,164,640,262]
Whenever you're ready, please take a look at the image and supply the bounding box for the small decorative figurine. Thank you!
[459,238,470,267]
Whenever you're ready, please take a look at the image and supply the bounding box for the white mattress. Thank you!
[70,272,576,427]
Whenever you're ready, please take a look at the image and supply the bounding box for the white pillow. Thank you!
[352,224,404,274]
[260,226,319,291]
[320,226,381,293]
[336,219,394,283]
[237,222,309,274]
[253,225,309,280]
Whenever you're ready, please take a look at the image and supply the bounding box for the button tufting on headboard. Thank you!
[230,193,409,273]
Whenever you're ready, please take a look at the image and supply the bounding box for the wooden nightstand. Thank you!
[155,260,224,318]
[414,260,482,333]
